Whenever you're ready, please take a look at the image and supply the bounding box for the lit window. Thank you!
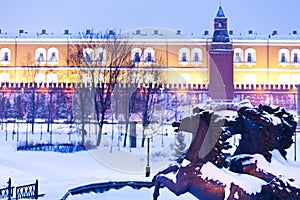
[144,73,154,83]
[179,73,190,84]
[131,73,143,84]
[0,73,10,82]
[47,73,58,83]
[82,73,92,84]
[279,74,290,84]
[34,73,46,83]
[244,74,256,84]
[292,74,300,84]
[97,73,105,83]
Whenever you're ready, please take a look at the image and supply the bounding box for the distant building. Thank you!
[0,6,300,86]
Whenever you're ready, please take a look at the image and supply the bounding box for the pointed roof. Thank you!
[216,6,226,18]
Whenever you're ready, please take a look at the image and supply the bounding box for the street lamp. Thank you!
[144,127,152,177]
[294,115,299,161]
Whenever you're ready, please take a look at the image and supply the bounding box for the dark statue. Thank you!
[152,103,300,200]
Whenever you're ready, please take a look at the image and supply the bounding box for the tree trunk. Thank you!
[81,123,86,145]
[123,118,129,147]
[31,88,35,134]
[96,124,103,146]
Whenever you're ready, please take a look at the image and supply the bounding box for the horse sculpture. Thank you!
[152,104,300,200]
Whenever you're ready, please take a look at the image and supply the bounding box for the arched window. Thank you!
[131,48,142,63]
[234,48,243,63]
[82,73,92,84]
[97,73,105,83]
[291,49,300,64]
[0,72,10,82]
[131,73,143,84]
[47,72,58,83]
[47,47,59,64]
[34,73,46,83]
[292,74,300,84]
[278,74,290,84]
[83,48,94,63]
[191,48,203,63]
[144,47,155,62]
[278,49,290,64]
[179,73,190,84]
[95,47,106,64]
[244,74,256,84]
[244,48,256,64]
[178,47,190,63]
[35,48,47,65]
[0,48,11,64]
[144,73,155,83]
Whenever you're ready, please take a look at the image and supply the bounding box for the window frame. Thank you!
[244,48,256,66]
[278,48,290,65]
[0,48,11,65]
[178,47,190,64]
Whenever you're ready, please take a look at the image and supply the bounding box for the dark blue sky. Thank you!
[1,0,299,36]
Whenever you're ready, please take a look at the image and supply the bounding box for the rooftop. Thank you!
[216,6,226,18]
[0,28,300,41]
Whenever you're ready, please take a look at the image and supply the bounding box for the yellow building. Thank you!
[0,7,300,85]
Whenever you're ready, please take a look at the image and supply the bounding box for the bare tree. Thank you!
[130,65,165,147]
[69,32,133,146]
[21,52,41,134]
[111,83,138,147]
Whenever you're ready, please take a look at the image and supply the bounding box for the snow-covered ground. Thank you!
[0,118,299,199]
[0,122,197,199]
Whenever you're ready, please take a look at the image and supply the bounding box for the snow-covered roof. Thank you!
[1,28,300,41]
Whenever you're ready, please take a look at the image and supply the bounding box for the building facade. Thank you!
[0,6,300,86]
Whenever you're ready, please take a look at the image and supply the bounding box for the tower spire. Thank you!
[216,5,225,18]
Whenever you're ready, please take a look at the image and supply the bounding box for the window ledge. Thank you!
[278,62,290,66]
[0,61,11,64]
[245,62,256,66]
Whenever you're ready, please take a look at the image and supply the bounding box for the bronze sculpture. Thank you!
[152,104,300,200]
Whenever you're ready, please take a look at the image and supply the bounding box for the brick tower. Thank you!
[209,6,234,101]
